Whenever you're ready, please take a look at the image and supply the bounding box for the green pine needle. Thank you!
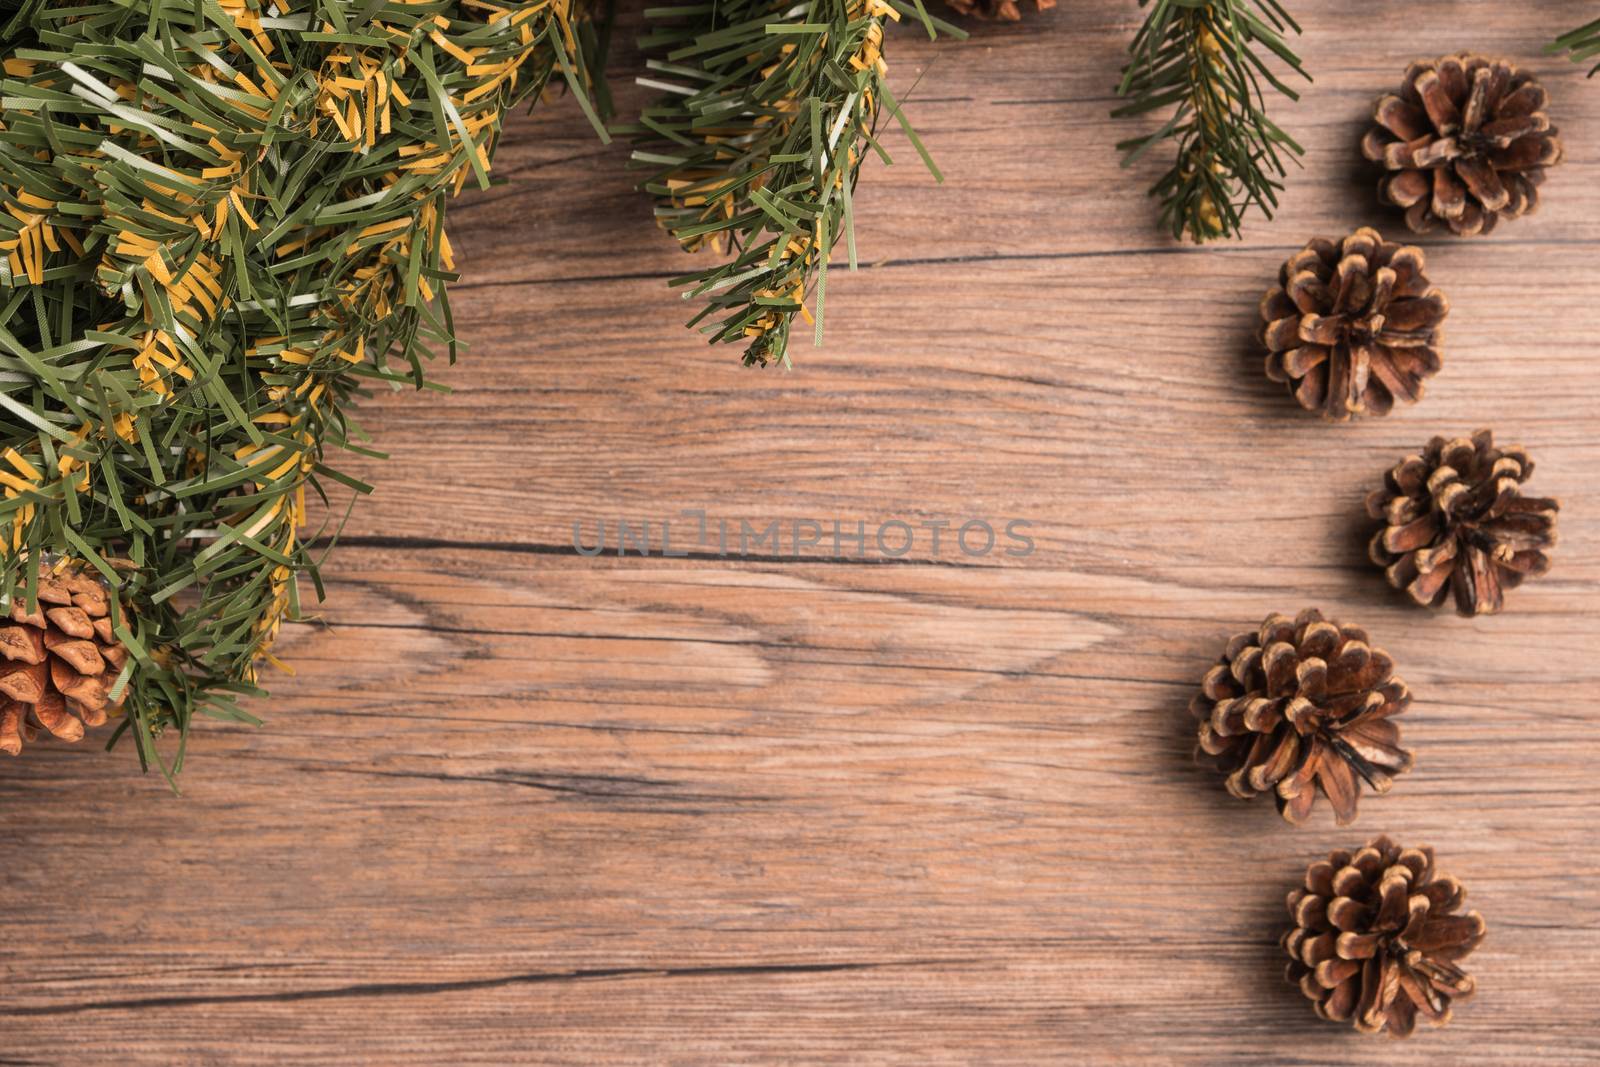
[1552,16,1600,76]
[1113,0,1309,243]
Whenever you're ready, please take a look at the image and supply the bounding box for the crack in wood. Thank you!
[1,960,974,1016]
[449,235,1600,293]
[312,534,994,569]
[246,758,784,805]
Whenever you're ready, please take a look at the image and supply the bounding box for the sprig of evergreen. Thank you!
[628,0,962,367]
[1553,15,1600,75]
[0,0,605,780]
[1113,0,1308,243]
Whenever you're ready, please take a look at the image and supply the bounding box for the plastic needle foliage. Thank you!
[629,0,962,368]
[0,0,603,779]
[1553,15,1600,75]
[1114,0,1308,243]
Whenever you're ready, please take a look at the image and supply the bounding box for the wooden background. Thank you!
[4,2,1598,1063]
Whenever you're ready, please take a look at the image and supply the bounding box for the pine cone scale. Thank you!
[1339,722,1409,788]
[45,635,103,674]
[0,625,45,663]
[1315,753,1360,824]
[0,660,47,702]
[1374,95,1427,141]
[10,600,45,627]
[1417,70,1462,129]
[31,691,84,741]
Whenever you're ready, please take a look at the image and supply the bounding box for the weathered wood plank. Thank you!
[3,2,1599,1063]
[5,551,1597,1062]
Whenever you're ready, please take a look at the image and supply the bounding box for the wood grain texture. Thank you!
[4,3,1599,1063]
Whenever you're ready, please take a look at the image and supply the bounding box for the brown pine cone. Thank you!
[1260,228,1447,420]
[943,0,1053,19]
[1361,54,1563,236]
[1189,609,1413,826]
[1367,429,1558,616]
[0,563,130,755]
[1284,836,1484,1037]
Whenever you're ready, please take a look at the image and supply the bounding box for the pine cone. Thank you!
[1361,54,1562,236]
[1260,228,1447,420]
[1284,836,1484,1037]
[1189,609,1413,826]
[943,0,1053,20]
[0,563,130,755]
[1367,429,1558,617]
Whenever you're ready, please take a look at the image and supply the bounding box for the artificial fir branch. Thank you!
[0,0,605,777]
[1553,16,1600,75]
[1113,0,1308,243]
[629,0,962,368]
